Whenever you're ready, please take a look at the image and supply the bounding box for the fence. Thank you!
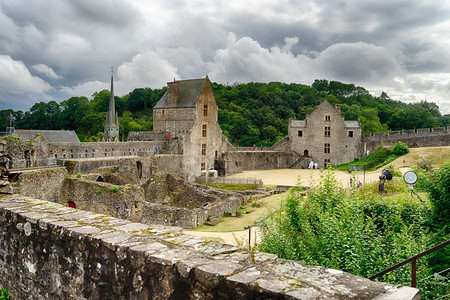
[9,158,57,170]
[196,176,262,186]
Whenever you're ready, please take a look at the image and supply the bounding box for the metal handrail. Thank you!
[368,239,450,287]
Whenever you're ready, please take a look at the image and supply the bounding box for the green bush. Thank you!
[0,286,10,300]
[426,163,450,232]
[110,185,119,193]
[391,141,409,155]
[95,189,102,194]
[258,169,447,299]
[76,173,82,178]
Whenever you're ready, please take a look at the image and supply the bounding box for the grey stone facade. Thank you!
[288,101,362,168]
[134,77,233,178]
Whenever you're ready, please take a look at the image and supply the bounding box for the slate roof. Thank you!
[290,120,306,127]
[15,130,80,143]
[344,121,360,128]
[154,77,207,109]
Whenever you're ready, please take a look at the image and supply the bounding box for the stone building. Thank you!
[288,101,362,168]
[134,76,232,175]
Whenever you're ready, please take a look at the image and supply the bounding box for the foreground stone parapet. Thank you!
[0,195,419,299]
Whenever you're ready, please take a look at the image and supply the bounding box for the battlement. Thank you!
[0,196,418,299]
[362,126,448,142]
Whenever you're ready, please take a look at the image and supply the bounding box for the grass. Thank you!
[201,183,258,191]
[336,152,401,171]
[193,192,287,232]
[388,146,450,168]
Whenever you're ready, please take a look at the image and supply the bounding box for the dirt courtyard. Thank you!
[226,168,390,187]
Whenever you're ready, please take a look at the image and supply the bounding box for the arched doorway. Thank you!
[24,150,31,168]
[136,161,143,179]
[303,149,309,157]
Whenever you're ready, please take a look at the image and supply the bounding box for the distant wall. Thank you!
[362,127,450,153]
[225,151,299,175]
[0,195,419,299]
[47,140,181,160]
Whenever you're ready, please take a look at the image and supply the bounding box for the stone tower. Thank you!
[5,113,15,135]
[103,69,119,142]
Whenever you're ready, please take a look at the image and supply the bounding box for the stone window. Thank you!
[348,131,354,137]
[324,126,331,137]
[324,159,331,168]
[325,115,331,122]
[201,144,206,155]
[162,109,165,116]
[203,104,208,117]
[201,163,206,171]
[297,130,303,137]
[202,124,207,137]
[324,143,330,154]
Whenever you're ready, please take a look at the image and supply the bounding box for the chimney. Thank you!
[167,81,180,106]
[335,104,341,114]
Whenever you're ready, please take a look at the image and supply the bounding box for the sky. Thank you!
[0,0,449,114]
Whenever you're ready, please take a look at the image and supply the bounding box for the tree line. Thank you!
[1,80,448,145]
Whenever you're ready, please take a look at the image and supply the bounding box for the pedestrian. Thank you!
[253,144,256,151]
[260,144,263,150]
[155,146,159,154]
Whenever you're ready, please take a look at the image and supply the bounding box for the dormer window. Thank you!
[203,104,208,116]
[325,115,331,122]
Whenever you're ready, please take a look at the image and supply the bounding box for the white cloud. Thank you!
[31,63,63,79]
[60,51,179,98]
[0,55,51,94]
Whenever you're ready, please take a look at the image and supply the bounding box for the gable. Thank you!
[154,78,207,109]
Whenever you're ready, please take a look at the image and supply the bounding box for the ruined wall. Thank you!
[0,196,419,299]
[362,127,450,154]
[47,140,179,160]
[224,151,299,175]
[11,168,67,202]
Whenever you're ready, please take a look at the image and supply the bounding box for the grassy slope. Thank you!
[194,192,287,232]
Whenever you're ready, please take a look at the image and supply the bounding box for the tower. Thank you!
[5,113,15,135]
[103,68,119,142]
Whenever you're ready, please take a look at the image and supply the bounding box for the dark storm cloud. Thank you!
[0,0,449,113]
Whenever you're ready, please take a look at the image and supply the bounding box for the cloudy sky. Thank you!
[1,0,449,114]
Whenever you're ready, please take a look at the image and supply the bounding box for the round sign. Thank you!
[403,171,418,184]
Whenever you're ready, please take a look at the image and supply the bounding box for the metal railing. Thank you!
[9,158,57,170]
[368,239,450,288]
[197,176,262,186]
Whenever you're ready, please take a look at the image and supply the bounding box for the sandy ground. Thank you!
[226,168,388,187]
[184,227,261,247]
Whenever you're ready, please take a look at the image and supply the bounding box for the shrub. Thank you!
[391,141,409,155]
[95,189,102,194]
[426,163,450,233]
[259,169,442,298]
[76,173,82,178]
[110,185,119,193]
[0,286,10,300]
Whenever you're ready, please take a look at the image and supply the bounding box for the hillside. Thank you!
[1,80,449,145]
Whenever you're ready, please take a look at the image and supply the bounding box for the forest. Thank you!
[1,79,449,145]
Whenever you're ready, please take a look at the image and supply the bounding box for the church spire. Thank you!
[103,67,119,142]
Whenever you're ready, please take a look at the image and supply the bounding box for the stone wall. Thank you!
[10,168,67,203]
[0,195,419,299]
[224,151,300,175]
[362,127,450,154]
[47,140,180,160]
